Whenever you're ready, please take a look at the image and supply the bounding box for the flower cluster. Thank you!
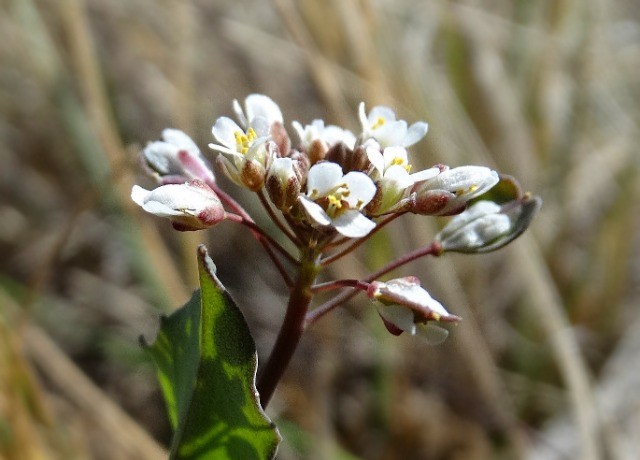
[132,94,540,344]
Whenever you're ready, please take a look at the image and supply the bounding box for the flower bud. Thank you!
[266,157,302,211]
[411,166,499,216]
[307,139,328,165]
[368,277,460,344]
[324,142,370,174]
[142,129,215,184]
[358,102,429,149]
[270,121,291,158]
[435,196,542,253]
[131,180,225,231]
[291,119,356,164]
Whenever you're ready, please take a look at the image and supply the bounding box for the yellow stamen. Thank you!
[456,184,478,197]
[234,127,258,155]
[390,157,412,172]
[371,116,386,130]
[328,195,342,209]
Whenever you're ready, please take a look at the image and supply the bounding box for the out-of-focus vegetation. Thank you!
[1,0,639,458]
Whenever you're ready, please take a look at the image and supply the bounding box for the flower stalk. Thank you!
[257,251,320,408]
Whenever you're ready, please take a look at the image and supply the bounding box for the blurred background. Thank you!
[1,0,639,458]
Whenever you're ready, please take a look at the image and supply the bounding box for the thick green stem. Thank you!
[256,251,319,408]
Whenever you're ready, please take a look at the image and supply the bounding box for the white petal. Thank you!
[382,279,451,318]
[291,120,306,143]
[476,214,512,240]
[244,94,283,124]
[162,128,199,153]
[430,167,498,201]
[299,196,331,226]
[378,304,416,334]
[211,117,242,150]
[131,185,151,207]
[232,99,247,128]
[441,214,512,250]
[375,120,407,148]
[142,199,184,217]
[382,146,409,169]
[358,102,369,131]
[368,106,397,124]
[469,170,500,199]
[383,165,414,190]
[366,146,385,176]
[375,167,413,214]
[332,210,376,238]
[306,162,343,197]
[143,141,179,174]
[342,172,377,208]
[243,137,270,162]
[410,166,441,183]
[249,116,270,138]
[415,323,449,345]
[322,125,356,149]
[268,157,294,181]
[402,122,429,147]
[438,201,502,240]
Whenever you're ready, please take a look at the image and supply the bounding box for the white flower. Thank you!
[298,162,377,238]
[142,129,214,184]
[292,119,357,151]
[367,144,411,178]
[365,144,440,215]
[209,94,282,190]
[368,276,459,344]
[411,166,499,215]
[131,180,225,231]
[359,103,428,149]
[209,94,281,156]
[232,94,283,130]
[215,138,276,191]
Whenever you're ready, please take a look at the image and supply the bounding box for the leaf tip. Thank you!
[197,243,218,273]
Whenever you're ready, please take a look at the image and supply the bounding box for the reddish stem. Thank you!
[305,241,443,326]
[311,279,370,294]
[320,212,405,266]
[257,252,319,407]
[209,181,295,287]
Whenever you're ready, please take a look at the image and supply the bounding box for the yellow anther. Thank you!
[328,195,343,209]
[456,184,479,197]
[234,128,258,155]
[371,116,386,130]
[389,157,412,173]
